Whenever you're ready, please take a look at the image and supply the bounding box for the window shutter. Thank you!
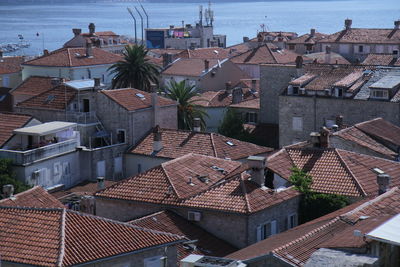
[256,225,262,242]
[271,220,277,235]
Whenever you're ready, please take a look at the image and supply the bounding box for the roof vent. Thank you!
[188,177,195,186]
[197,174,209,183]
[44,95,56,104]
[136,93,145,99]
[211,165,226,174]
[353,230,362,237]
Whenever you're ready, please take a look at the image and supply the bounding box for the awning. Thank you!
[365,214,400,246]
[13,121,77,136]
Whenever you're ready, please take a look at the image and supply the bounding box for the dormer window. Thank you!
[334,88,343,98]
[371,89,389,100]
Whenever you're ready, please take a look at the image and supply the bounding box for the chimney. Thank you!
[97,177,105,190]
[243,36,249,42]
[193,118,201,132]
[190,42,197,50]
[335,115,343,128]
[319,127,330,148]
[152,92,159,127]
[393,50,399,60]
[2,184,14,198]
[51,78,61,87]
[0,50,3,58]
[247,156,266,187]
[43,49,49,56]
[395,20,400,30]
[88,23,96,35]
[310,28,316,37]
[86,40,93,58]
[257,33,264,42]
[225,81,232,94]
[72,28,82,36]
[345,19,352,30]
[377,173,390,195]
[204,59,210,72]
[93,77,101,89]
[295,56,303,69]
[232,88,243,104]
[153,126,163,152]
[310,132,321,147]
[251,79,257,92]
[325,46,332,64]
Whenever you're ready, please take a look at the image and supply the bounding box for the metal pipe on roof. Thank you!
[127,7,138,44]
[134,6,144,45]
[137,0,149,28]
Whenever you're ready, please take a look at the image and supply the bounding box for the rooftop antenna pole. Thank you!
[127,7,138,44]
[137,0,149,28]
[199,5,203,26]
[135,6,144,45]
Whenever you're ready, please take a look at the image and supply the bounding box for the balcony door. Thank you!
[83,99,90,113]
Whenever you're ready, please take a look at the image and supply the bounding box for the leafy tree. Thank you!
[289,166,350,224]
[0,159,31,199]
[108,45,160,91]
[162,80,208,130]
[218,108,250,139]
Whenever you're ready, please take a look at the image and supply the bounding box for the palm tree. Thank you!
[108,45,160,91]
[162,80,208,130]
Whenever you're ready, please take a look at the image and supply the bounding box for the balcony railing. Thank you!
[0,138,78,165]
[65,111,98,124]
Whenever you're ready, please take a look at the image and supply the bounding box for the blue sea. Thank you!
[0,0,399,56]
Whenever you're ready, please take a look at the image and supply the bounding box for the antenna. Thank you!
[134,6,144,45]
[137,0,149,28]
[127,7,138,44]
[199,5,203,26]
[209,1,214,26]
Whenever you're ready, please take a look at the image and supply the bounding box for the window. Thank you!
[287,213,298,229]
[2,75,10,87]
[292,117,303,131]
[245,112,258,123]
[358,45,364,53]
[305,44,313,51]
[293,86,299,95]
[117,129,126,143]
[102,74,105,82]
[256,220,277,241]
[288,44,295,50]
[371,89,389,100]
[114,157,122,174]
[108,38,113,45]
[335,88,343,97]
[97,160,105,177]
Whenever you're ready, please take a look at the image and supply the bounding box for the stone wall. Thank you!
[125,154,169,177]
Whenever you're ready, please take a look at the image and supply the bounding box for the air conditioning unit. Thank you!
[188,211,201,221]
[32,170,41,179]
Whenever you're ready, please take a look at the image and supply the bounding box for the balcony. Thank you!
[0,138,78,166]
[65,111,99,124]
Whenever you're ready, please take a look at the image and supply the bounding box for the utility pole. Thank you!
[137,0,149,28]
[127,7,138,44]
[135,6,144,45]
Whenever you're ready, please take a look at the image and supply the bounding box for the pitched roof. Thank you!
[230,44,300,65]
[101,88,176,111]
[0,186,64,208]
[23,47,122,67]
[177,47,231,60]
[303,52,350,65]
[0,207,183,266]
[129,210,237,259]
[230,98,260,109]
[129,128,272,160]
[321,28,400,44]
[228,187,400,264]
[50,180,117,200]
[287,31,328,44]
[17,83,77,110]
[333,118,400,159]
[362,54,400,66]
[11,76,59,97]
[267,147,400,197]
[0,112,32,147]
[162,58,220,77]
[96,153,298,214]
[0,56,24,74]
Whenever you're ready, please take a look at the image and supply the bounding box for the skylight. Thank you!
[44,95,56,104]
[135,93,145,99]
[226,141,234,146]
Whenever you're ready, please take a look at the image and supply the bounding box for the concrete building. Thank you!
[318,19,400,62]
[0,52,24,88]
[126,126,273,176]
[96,153,300,249]
[21,45,122,86]
[287,29,328,54]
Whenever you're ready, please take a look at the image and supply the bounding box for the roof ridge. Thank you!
[210,133,218,158]
[266,44,278,63]
[0,185,40,203]
[56,208,66,267]
[128,210,167,223]
[161,163,181,199]
[334,149,367,197]
[239,172,252,213]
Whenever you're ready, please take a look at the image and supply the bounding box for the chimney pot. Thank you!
[345,19,352,30]
[295,56,303,69]
[204,59,210,72]
[325,46,332,64]
[88,23,95,35]
[310,132,321,147]
[97,177,105,190]
[72,28,82,36]
[43,49,49,56]
[153,126,163,152]
[243,36,249,43]
[86,40,93,58]
[377,173,390,195]
[152,92,159,127]
[193,118,201,132]
[310,29,316,37]
[51,77,61,87]
[232,87,243,104]
[335,115,344,128]
[247,156,266,187]
[93,77,101,88]
[319,127,330,148]
[2,184,14,198]
[394,20,400,30]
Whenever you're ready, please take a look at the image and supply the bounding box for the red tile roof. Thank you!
[162,58,220,77]
[0,206,183,266]
[23,47,122,67]
[0,112,32,147]
[129,128,272,160]
[362,54,400,66]
[129,210,237,260]
[230,98,260,109]
[267,147,400,197]
[322,28,400,44]
[355,117,400,147]
[17,83,77,110]
[303,52,350,65]
[0,56,24,74]
[287,32,328,44]
[11,76,59,98]
[101,88,176,111]
[230,44,301,65]
[228,187,400,264]
[50,180,117,200]
[177,48,232,60]
[96,153,298,214]
[0,186,64,208]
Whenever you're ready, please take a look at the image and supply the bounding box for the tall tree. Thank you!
[162,80,207,130]
[0,159,30,199]
[108,45,160,91]
[218,108,249,139]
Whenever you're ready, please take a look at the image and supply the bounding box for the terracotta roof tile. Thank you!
[0,112,32,147]
[230,44,300,65]
[0,186,64,208]
[304,52,350,65]
[230,98,259,109]
[129,128,272,160]
[50,180,117,200]
[162,58,220,77]
[96,153,297,214]
[177,48,231,60]
[322,28,400,44]
[11,76,58,98]
[0,56,24,74]
[355,117,400,146]
[23,47,122,67]
[129,210,237,259]
[0,207,183,266]
[287,32,328,44]
[101,88,176,111]
[362,54,400,66]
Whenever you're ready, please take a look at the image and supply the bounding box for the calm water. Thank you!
[0,0,399,56]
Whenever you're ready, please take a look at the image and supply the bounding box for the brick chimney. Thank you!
[204,59,210,72]
[72,28,82,36]
[2,184,14,198]
[395,20,400,30]
[43,49,49,56]
[335,115,343,128]
[153,126,163,152]
[88,23,96,35]
[319,127,330,148]
[97,177,105,190]
[345,19,352,30]
[310,28,316,37]
[225,81,232,94]
[86,40,93,58]
[193,118,201,132]
[247,156,266,187]
[232,88,243,104]
[152,92,159,127]
[377,173,390,195]
[325,46,332,64]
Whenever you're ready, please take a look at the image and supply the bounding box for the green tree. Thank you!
[218,108,250,139]
[0,159,31,199]
[289,166,350,223]
[108,45,160,91]
[162,80,208,130]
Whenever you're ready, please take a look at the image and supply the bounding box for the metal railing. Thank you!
[65,111,98,124]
